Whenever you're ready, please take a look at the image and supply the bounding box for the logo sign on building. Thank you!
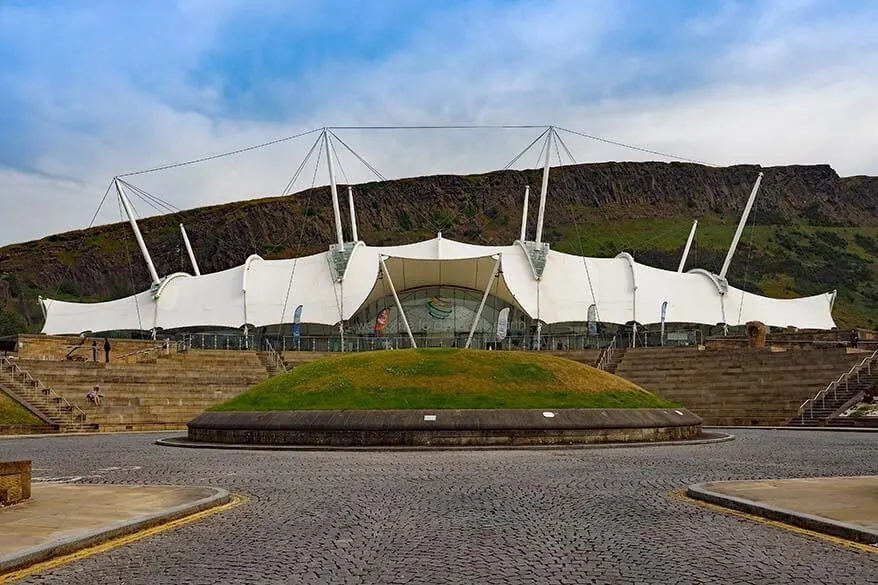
[496,307,510,342]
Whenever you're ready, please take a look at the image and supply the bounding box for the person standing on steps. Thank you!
[91,340,98,362]
[103,338,111,363]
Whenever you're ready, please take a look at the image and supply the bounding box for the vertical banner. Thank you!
[660,301,668,346]
[374,307,391,335]
[496,308,510,342]
[292,305,303,341]
[587,304,598,337]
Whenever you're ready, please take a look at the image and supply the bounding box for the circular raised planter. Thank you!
[185,408,703,447]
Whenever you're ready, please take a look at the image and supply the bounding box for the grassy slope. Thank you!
[0,389,43,426]
[212,348,676,411]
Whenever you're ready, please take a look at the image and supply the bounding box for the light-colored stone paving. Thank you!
[0,484,217,556]
[702,476,878,532]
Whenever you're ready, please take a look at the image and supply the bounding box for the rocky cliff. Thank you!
[2,161,877,333]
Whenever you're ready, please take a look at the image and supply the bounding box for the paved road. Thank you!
[2,430,877,585]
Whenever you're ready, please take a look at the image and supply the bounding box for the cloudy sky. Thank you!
[1,0,877,246]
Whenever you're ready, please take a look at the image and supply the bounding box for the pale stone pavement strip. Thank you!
[0,485,219,556]
[700,476,878,534]
[0,429,877,584]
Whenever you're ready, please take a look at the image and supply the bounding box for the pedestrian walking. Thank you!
[91,340,98,361]
[104,338,111,363]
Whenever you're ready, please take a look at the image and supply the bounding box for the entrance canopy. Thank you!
[40,236,837,335]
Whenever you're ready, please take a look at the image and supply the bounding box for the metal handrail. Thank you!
[117,345,164,361]
[263,339,287,373]
[0,357,87,423]
[798,348,878,423]
[596,336,617,371]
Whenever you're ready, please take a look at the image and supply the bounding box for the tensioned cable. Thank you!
[328,130,387,182]
[326,130,440,233]
[121,181,179,216]
[120,180,181,213]
[58,181,116,301]
[328,134,350,185]
[556,126,711,166]
[277,134,328,328]
[550,130,602,324]
[328,124,547,130]
[504,127,551,170]
[554,130,628,251]
[117,128,322,177]
[533,132,549,169]
[736,188,760,326]
[116,196,144,331]
[281,132,324,196]
[87,182,114,229]
[115,124,709,180]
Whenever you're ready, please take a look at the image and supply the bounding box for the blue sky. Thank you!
[1,0,877,245]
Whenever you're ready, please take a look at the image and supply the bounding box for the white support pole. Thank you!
[677,219,698,273]
[179,224,201,276]
[347,186,359,242]
[338,280,345,353]
[380,256,417,348]
[115,179,160,285]
[466,255,502,349]
[720,172,763,280]
[535,129,552,244]
[324,130,345,248]
[519,185,530,241]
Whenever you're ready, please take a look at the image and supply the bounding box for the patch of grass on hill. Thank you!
[0,390,43,426]
[212,349,676,411]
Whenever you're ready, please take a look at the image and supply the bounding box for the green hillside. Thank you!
[212,348,674,411]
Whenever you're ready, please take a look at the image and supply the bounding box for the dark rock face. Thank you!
[1,161,877,331]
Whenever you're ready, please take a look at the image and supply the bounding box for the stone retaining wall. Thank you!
[15,335,161,361]
[0,460,31,506]
[188,409,702,447]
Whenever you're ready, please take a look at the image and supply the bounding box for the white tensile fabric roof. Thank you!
[40,236,837,334]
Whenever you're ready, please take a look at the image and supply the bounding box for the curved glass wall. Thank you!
[348,286,529,338]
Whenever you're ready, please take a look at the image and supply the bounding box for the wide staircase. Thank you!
[14,350,270,432]
[0,357,96,432]
[794,349,878,427]
[613,347,866,426]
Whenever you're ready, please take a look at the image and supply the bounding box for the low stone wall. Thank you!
[188,409,702,447]
[0,425,57,436]
[15,335,161,361]
[0,460,31,506]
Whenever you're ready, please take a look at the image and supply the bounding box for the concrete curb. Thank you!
[0,486,231,574]
[686,483,878,545]
[156,432,734,452]
[706,425,878,433]
[0,430,182,440]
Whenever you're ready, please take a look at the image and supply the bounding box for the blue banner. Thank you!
[292,305,303,340]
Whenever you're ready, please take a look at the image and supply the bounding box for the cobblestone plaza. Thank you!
[2,430,877,585]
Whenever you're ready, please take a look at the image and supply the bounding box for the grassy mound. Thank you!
[0,389,43,426]
[213,349,676,411]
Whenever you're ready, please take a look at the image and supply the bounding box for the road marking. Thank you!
[0,494,247,583]
[31,477,84,484]
[668,489,877,555]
